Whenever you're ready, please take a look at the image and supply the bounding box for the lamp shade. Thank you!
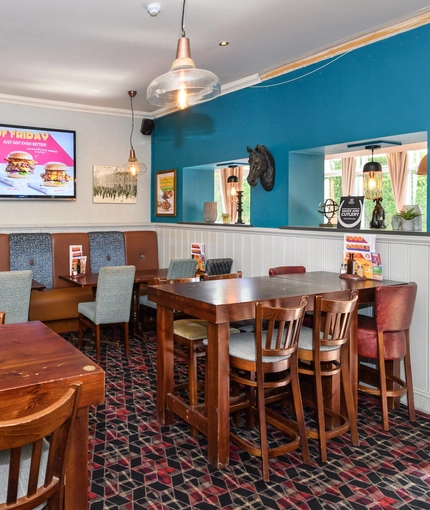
[417,154,427,176]
[147,37,221,109]
[227,174,238,202]
[363,145,383,200]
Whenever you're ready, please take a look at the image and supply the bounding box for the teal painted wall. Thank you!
[151,24,430,227]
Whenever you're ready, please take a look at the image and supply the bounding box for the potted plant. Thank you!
[395,207,422,231]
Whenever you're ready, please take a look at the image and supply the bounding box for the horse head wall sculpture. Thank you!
[247,145,275,191]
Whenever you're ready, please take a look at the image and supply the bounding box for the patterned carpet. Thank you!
[65,330,430,510]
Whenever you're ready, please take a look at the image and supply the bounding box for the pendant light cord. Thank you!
[181,0,186,37]
[129,93,135,151]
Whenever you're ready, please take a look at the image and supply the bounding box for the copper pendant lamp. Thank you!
[121,91,147,177]
[417,154,427,176]
[147,0,221,110]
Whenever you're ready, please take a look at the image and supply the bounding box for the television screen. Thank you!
[0,123,76,200]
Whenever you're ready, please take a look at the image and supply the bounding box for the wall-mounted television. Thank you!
[0,123,76,200]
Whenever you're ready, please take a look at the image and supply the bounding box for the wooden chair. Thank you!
[0,270,32,324]
[0,313,4,325]
[159,275,240,435]
[298,291,359,462]
[357,282,417,431]
[203,270,242,281]
[0,383,81,510]
[228,299,310,481]
[78,265,136,362]
[268,266,306,276]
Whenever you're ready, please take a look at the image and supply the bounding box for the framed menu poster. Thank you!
[155,169,176,216]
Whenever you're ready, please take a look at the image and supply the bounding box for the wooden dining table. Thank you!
[0,321,105,509]
[148,270,405,469]
[60,267,168,335]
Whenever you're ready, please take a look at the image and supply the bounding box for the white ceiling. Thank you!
[2,0,430,116]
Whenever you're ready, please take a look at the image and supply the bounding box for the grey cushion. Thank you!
[0,440,49,509]
[0,270,32,324]
[9,233,53,289]
[298,326,340,352]
[89,231,126,273]
[139,294,157,309]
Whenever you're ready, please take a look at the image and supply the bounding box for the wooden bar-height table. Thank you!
[149,271,404,469]
[0,321,105,509]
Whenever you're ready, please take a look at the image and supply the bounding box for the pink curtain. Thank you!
[220,167,244,223]
[387,152,408,212]
[341,157,357,196]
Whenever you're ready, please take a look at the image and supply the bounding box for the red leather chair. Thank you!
[357,282,417,431]
[268,266,306,276]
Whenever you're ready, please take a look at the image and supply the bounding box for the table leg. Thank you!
[130,282,141,338]
[206,321,230,468]
[156,304,174,425]
[65,407,89,510]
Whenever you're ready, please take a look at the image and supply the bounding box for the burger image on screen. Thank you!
[40,162,72,186]
[4,151,37,178]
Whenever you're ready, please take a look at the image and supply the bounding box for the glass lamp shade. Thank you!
[121,149,147,177]
[227,175,238,203]
[147,37,221,109]
[363,161,382,200]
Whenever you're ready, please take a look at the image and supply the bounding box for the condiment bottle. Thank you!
[347,253,355,275]
[340,263,347,274]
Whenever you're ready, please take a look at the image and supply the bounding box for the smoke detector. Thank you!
[147,3,161,16]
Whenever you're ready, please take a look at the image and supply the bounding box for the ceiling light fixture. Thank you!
[363,145,382,200]
[147,0,221,110]
[121,90,147,177]
[417,153,427,176]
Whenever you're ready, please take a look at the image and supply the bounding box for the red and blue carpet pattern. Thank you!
[65,330,430,509]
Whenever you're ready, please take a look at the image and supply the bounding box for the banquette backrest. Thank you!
[51,233,91,289]
[0,234,9,271]
[88,231,126,273]
[123,231,159,270]
[9,233,53,289]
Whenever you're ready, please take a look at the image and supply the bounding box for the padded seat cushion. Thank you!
[174,319,240,340]
[227,331,291,363]
[0,440,49,509]
[78,301,96,322]
[357,314,407,360]
[139,294,157,309]
[298,327,340,352]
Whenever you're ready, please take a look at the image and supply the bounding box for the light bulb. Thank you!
[368,174,376,190]
[230,186,237,197]
[177,84,189,109]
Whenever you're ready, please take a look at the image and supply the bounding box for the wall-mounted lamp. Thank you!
[227,175,244,224]
[363,145,382,200]
[417,154,427,176]
[122,91,147,177]
[146,0,221,110]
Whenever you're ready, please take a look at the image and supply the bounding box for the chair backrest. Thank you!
[0,383,81,509]
[256,298,308,361]
[313,291,358,350]
[88,231,126,273]
[166,259,197,279]
[0,270,32,324]
[94,265,136,324]
[205,258,233,276]
[268,266,306,276]
[374,282,417,333]
[203,271,242,281]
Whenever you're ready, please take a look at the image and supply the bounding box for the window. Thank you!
[324,146,427,230]
[214,167,251,224]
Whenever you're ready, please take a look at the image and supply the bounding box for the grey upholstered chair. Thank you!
[205,258,233,276]
[78,265,136,362]
[139,259,198,326]
[0,270,32,324]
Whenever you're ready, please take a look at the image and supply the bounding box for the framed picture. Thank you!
[155,169,176,216]
[93,165,137,204]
